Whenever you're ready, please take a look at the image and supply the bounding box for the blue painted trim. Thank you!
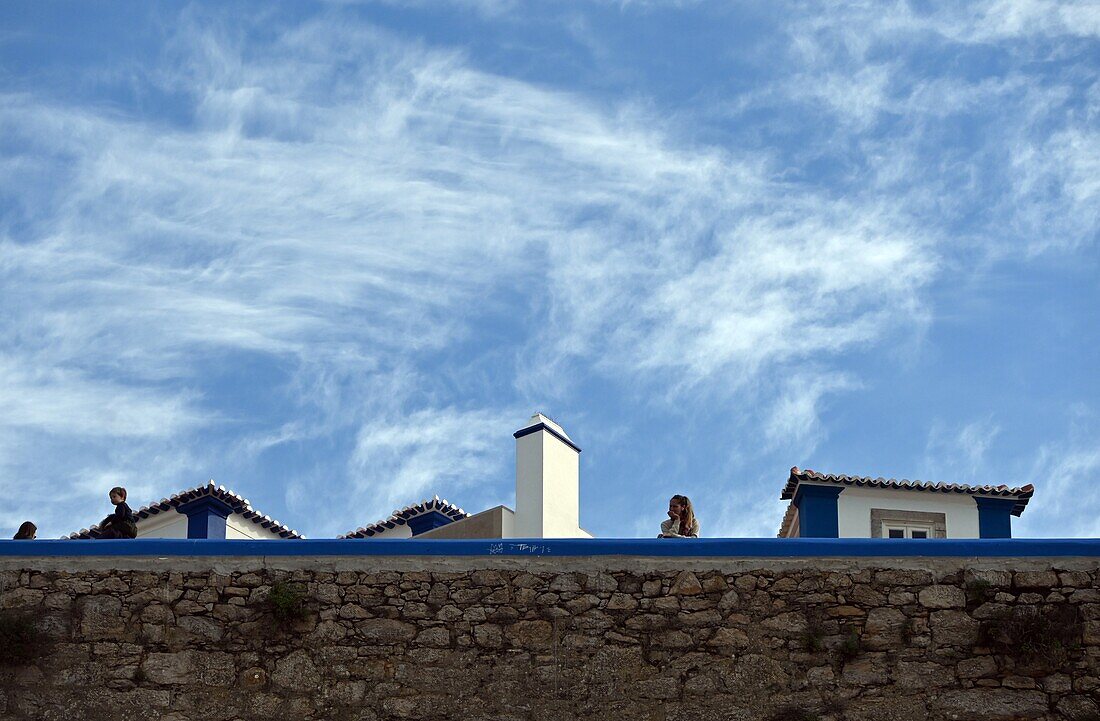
[793,485,843,538]
[975,497,1016,539]
[513,423,582,453]
[408,510,455,536]
[177,496,233,540]
[6,538,1100,558]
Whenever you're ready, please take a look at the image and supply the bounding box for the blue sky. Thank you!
[1,1,1097,539]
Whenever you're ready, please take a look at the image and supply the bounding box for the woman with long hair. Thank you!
[13,521,36,540]
[658,495,699,538]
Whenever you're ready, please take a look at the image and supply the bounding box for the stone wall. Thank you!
[1,555,1099,720]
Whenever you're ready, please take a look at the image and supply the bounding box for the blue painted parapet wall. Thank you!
[2,538,1100,558]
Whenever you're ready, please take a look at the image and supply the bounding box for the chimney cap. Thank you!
[514,412,581,452]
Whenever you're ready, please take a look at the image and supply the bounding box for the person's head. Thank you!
[13,521,36,540]
[669,495,695,528]
[109,487,127,505]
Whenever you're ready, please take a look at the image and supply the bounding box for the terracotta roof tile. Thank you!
[779,467,1035,532]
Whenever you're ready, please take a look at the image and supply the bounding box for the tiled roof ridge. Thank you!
[64,480,304,539]
[778,466,1035,535]
[786,467,1036,498]
[338,495,470,539]
[777,502,799,538]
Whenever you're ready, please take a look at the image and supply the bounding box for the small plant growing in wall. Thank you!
[837,630,861,663]
[264,580,310,626]
[981,605,1080,670]
[900,617,916,645]
[965,579,993,606]
[0,611,46,665]
[802,610,826,653]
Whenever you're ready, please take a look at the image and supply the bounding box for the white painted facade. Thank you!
[225,514,289,540]
[130,509,289,540]
[419,506,515,539]
[514,414,591,538]
[353,524,413,540]
[135,511,189,539]
[835,485,980,538]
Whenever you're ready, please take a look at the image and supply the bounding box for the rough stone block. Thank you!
[894,660,953,688]
[964,569,1012,587]
[1014,571,1058,589]
[706,627,749,648]
[840,654,888,685]
[863,607,907,650]
[669,571,703,596]
[272,649,320,689]
[875,569,934,586]
[932,689,1048,720]
[930,610,980,647]
[607,593,638,611]
[956,656,998,678]
[919,585,965,609]
[653,630,693,649]
[78,595,125,641]
[414,627,450,648]
[177,615,224,642]
[505,620,554,650]
[1058,571,1092,588]
[1057,695,1100,721]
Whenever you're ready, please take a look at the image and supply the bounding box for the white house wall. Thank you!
[836,486,980,538]
[136,512,189,539]
[225,514,289,540]
[359,524,414,540]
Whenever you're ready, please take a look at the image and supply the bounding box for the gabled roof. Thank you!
[781,467,1035,515]
[338,496,470,539]
[65,480,304,539]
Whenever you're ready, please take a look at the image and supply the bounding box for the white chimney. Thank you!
[513,413,587,538]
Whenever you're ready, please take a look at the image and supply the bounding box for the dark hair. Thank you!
[109,487,127,501]
[13,521,36,540]
[670,495,696,535]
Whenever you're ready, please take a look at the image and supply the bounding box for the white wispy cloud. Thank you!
[923,417,1003,482]
[342,406,521,531]
[773,2,1100,261]
[1019,439,1100,537]
[765,373,860,453]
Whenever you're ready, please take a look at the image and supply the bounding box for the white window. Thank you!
[883,523,933,539]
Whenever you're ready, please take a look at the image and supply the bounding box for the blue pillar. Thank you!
[794,485,843,538]
[975,497,1016,539]
[408,510,455,536]
[177,497,233,539]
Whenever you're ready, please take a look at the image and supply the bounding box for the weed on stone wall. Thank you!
[965,579,993,606]
[802,610,826,653]
[900,617,915,645]
[837,630,861,663]
[0,611,46,666]
[263,580,310,627]
[981,605,1080,670]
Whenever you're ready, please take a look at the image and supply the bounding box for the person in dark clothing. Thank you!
[98,487,137,539]
[13,521,36,540]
